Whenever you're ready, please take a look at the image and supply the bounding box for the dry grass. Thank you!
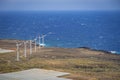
[0,40,120,80]
[0,52,120,80]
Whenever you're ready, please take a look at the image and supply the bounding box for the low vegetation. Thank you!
[0,39,120,80]
[0,47,120,80]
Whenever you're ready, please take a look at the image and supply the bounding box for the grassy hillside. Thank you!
[0,40,120,80]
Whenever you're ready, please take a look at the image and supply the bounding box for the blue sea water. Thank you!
[0,11,120,53]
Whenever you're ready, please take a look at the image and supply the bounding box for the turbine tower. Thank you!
[41,32,52,47]
[38,35,41,48]
[16,42,20,61]
[29,40,32,55]
[41,34,46,47]
[24,41,27,58]
[34,37,37,52]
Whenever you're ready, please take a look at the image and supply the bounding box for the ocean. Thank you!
[0,11,120,54]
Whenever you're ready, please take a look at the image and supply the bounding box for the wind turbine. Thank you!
[24,41,27,58]
[34,37,37,52]
[41,34,46,47]
[41,32,52,47]
[16,42,22,61]
[29,40,32,55]
[16,42,20,61]
[38,35,41,48]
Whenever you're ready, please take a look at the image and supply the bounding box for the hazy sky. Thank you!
[0,0,120,11]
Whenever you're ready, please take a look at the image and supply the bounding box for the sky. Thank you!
[0,0,120,11]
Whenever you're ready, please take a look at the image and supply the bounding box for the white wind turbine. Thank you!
[29,40,32,55]
[41,32,52,47]
[38,35,41,48]
[24,41,27,58]
[41,34,46,47]
[16,42,22,61]
[34,37,37,52]
[16,42,20,61]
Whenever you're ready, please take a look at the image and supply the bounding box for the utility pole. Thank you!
[16,43,19,61]
[30,40,32,55]
[24,41,27,58]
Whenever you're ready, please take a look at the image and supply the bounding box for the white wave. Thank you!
[110,51,117,54]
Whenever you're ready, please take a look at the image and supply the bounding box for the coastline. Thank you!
[0,39,119,55]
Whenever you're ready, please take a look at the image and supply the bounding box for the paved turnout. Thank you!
[0,48,14,53]
[0,68,71,80]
